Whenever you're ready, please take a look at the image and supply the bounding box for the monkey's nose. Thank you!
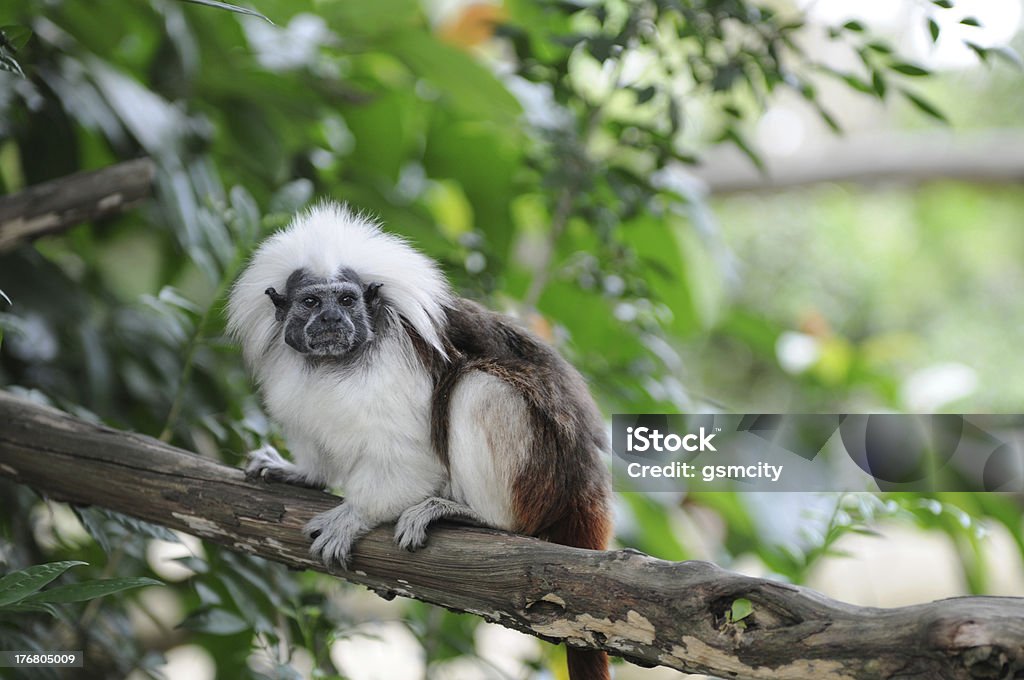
[320,310,343,323]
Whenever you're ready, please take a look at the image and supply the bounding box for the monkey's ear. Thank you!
[265,287,289,310]
[364,282,384,306]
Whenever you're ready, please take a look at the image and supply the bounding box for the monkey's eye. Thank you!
[301,296,320,308]
[339,294,356,307]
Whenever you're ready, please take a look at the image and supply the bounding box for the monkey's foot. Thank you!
[244,445,324,490]
[394,497,488,551]
[305,503,369,570]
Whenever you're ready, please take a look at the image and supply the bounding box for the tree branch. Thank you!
[0,158,156,252]
[0,390,1022,679]
[693,130,1024,194]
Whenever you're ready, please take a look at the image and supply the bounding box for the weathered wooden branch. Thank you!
[694,130,1024,194]
[1,390,1022,680]
[0,158,156,252]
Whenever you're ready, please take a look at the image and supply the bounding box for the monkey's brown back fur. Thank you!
[429,299,612,680]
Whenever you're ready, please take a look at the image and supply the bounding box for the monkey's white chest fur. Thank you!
[260,334,446,526]
[229,204,610,599]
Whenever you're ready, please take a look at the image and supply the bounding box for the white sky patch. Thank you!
[798,0,1022,70]
[901,362,978,411]
[910,0,1023,70]
[331,621,425,680]
[797,0,908,29]
[473,624,539,677]
[756,105,807,157]
[139,645,215,680]
[145,532,205,582]
[243,14,333,71]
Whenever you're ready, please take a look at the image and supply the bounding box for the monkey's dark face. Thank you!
[266,268,382,359]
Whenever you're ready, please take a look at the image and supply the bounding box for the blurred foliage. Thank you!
[0,0,1021,677]
[704,184,1024,413]
[0,559,158,623]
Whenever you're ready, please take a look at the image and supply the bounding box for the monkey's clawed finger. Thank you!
[304,504,369,570]
[393,516,431,552]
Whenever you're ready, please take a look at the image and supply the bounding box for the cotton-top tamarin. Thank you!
[227,203,612,680]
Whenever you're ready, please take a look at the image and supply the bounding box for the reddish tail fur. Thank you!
[567,649,610,680]
[436,304,614,680]
[535,496,613,680]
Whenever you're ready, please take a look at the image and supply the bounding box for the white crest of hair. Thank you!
[227,201,452,368]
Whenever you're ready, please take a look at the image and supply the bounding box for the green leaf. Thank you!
[0,562,88,608]
[23,577,161,604]
[851,527,884,537]
[319,0,420,37]
[839,73,874,95]
[180,607,250,635]
[71,506,113,555]
[731,598,754,622]
[268,179,314,216]
[0,51,24,77]
[230,185,261,243]
[340,90,414,183]
[866,41,894,55]
[1,602,61,617]
[871,71,887,99]
[959,16,981,27]
[928,18,941,43]
[931,0,954,8]
[106,510,180,543]
[0,25,32,51]
[891,63,930,77]
[618,215,706,336]
[990,45,1024,70]
[964,42,989,63]
[722,128,765,173]
[901,89,948,122]
[634,85,656,105]
[172,556,209,574]
[815,104,839,133]
[423,119,520,262]
[722,104,742,118]
[176,0,272,24]
[842,20,865,32]
[0,27,28,77]
[387,32,522,124]
[618,494,691,561]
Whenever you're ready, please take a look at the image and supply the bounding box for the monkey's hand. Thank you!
[244,445,325,490]
[305,503,370,570]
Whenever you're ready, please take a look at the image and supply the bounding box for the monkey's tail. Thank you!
[546,496,613,680]
[567,649,610,680]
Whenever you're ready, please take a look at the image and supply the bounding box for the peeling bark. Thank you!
[0,391,1022,679]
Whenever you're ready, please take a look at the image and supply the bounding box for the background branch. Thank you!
[0,158,156,252]
[0,391,1022,680]
[693,130,1024,194]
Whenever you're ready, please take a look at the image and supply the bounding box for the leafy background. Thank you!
[0,0,1022,678]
